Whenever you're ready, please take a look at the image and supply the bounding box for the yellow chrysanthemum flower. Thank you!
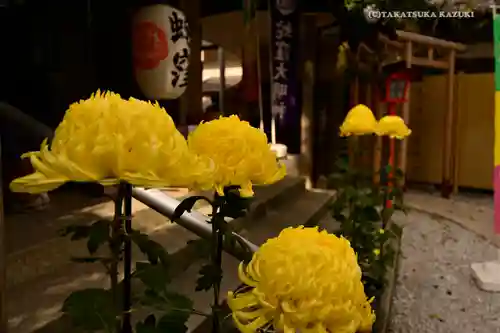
[375,115,411,139]
[340,104,378,136]
[228,226,375,333]
[187,115,286,197]
[10,90,212,193]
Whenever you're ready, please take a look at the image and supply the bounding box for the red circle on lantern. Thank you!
[132,21,169,70]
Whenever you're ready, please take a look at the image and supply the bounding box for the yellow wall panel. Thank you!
[456,73,494,190]
[406,73,494,190]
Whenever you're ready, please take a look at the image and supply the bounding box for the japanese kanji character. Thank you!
[276,20,292,39]
[171,48,189,88]
[272,82,288,103]
[274,62,287,81]
[272,103,286,118]
[169,11,189,43]
[274,40,290,62]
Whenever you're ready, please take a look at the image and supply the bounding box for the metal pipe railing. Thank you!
[131,188,259,255]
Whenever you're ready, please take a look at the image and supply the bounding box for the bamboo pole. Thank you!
[441,49,456,198]
[399,41,412,188]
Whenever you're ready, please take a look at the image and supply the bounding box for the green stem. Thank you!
[210,200,224,333]
[121,182,133,333]
[110,186,124,333]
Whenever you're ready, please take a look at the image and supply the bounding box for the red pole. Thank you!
[386,102,397,209]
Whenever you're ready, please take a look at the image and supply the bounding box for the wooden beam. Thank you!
[452,72,462,194]
[373,68,383,184]
[349,73,360,167]
[428,47,434,60]
[300,15,316,189]
[411,57,449,69]
[379,34,404,49]
[441,49,456,198]
[180,0,203,125]
[399,41,412,188]
[396,30,466,51]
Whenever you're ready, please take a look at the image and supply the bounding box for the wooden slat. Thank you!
[411,57,449,69]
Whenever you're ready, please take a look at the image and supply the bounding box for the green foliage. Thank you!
[60,184,255,333]
[328,158,405,299]
[60,217,195,332]
[62,288,118,332]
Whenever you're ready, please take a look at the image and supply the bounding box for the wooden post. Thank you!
[300,15,316,189]
[0,136,6,333]
[349,74,360,167]
[452,72,462,194]
[399,41,412,188]
[373,68,382,183]
[180,0,203,125]
[441,49,456,198]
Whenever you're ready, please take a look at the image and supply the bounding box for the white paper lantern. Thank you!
[132,5,190,100]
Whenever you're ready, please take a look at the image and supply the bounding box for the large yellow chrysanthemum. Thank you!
[340,104,378,137]
[10,90,212,193]
[187,115,286,197]
[228,226,375,333]
[375,115,411,139]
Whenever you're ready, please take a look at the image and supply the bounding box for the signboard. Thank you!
[270,0,300,152]
[133,5,190,100]
[494,7,500,233]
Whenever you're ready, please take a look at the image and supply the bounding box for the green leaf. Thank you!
[59,225,92,240]
[381,207,395,224]
[157,311,189,333]
[335,158,349,172]
[186,239,211,259]
[327,173,345,189]
[62,288,117,331]
[134,262,171,292]
[71,256,108,264]
[136,315,157,333]
[172,196,213,221]
[130,231,170,266]
[195,264,221,292]
[163,291,193,311]
[359,206,381,222]
[87,220,111,254]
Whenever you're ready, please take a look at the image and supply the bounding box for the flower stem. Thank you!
[211,201,224,333]
[110,186,124,333]
[121,182,133,333]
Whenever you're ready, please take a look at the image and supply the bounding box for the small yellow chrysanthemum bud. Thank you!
[373,248,381,256]
[339,104,378,137]
[375,115,411,139]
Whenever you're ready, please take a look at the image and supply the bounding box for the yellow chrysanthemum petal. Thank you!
[188,115,285,196]
[375,115,411,139]
[228,226,375,333]
[10,91,213,194]
[339,104,378,136]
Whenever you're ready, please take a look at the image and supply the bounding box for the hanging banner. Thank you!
[493,8,500,233]
[133,5,190,100]
[242,0,259,103]
[270,0,300,152]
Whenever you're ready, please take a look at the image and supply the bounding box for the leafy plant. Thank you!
[172,185,254,332]
[59,183,201,333]
[328,158,405,299]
